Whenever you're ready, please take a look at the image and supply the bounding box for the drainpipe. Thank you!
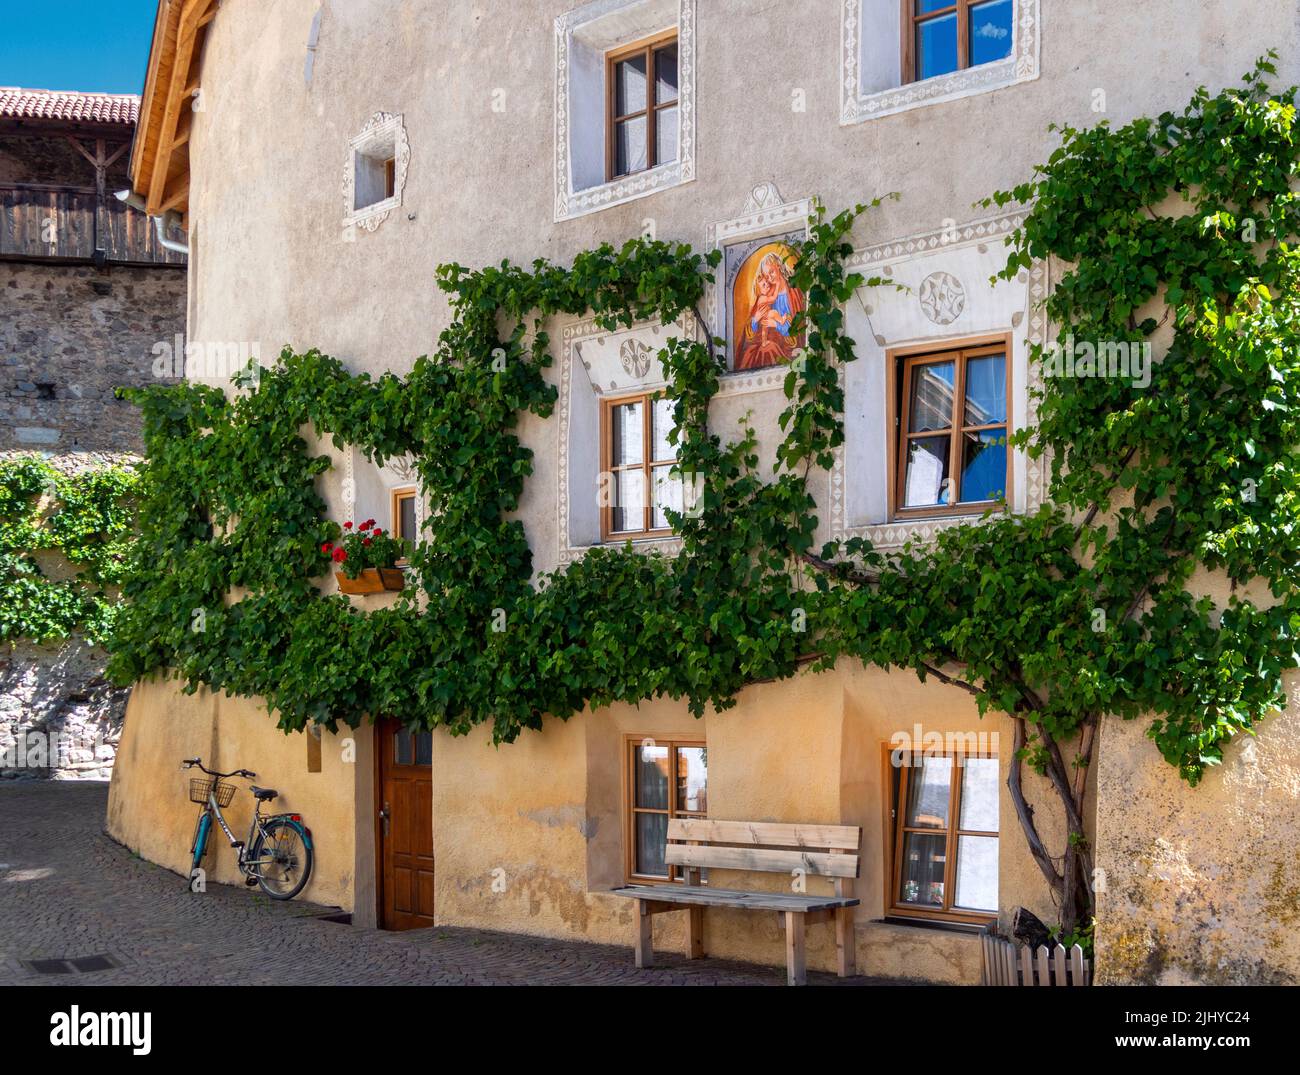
[114,189,190,255]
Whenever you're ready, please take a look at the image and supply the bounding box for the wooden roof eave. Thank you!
[129,0,219,222]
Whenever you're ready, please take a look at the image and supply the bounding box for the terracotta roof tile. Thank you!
[0,88,140,125]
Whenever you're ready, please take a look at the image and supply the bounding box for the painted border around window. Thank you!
[622,734,706,884]
[881,743,998,925]
[828,209,1049,550]
[554,0,696,222]
[839,0,1040,125]
[888,335,1013,521]
[342,111,409,232]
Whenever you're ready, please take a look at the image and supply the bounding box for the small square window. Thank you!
[343,112,407,231]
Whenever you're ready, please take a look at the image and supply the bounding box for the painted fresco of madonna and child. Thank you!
[727,234,806,372]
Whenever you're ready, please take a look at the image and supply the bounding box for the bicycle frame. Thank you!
[201,785,277,875]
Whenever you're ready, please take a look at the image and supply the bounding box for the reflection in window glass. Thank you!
[959,756,999,830]
[899,831,947,906]
[635,745,669,809]
[636,812,669,876]
[676,746,707,812]
[955,834,998,910]
[904,754,952,828]
[916,12,958,80]
[969,0,1014,67]
[960,430,1007,503]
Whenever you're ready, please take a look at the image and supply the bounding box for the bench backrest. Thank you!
[664,819,861,882]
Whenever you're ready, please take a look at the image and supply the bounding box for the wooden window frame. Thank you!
[901,0,1009,84]
[383,156,396,200]
[391,485,417,565]
[605,30,679,183]
[623,735,707,884]
[885,746,998,925]
[888,336,1012,521]
[600,391,676,542]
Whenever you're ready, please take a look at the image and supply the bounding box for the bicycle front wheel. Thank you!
[251,818,313,900]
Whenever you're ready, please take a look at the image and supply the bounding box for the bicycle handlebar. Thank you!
[181,757,256,780]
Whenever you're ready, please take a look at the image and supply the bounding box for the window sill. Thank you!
[556,161,692,222]
[343,195,400,232]
[879,915,989,935]
[890,503,1004,525]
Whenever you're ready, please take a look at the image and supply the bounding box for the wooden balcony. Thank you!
[0,183,186,266]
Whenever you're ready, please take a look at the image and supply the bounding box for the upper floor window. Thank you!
[606,32,678,181]
[903,0,1014,83]
[894,342,1008,518]
[602,392,680,541]
[890,752,998,923]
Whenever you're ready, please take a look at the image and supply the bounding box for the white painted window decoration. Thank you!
[555,0,696,222]
[831,210,1049,549]
[840,0,1040,125]
[342,111,409,232]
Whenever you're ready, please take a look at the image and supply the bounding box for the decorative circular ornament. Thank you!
[918,271,966,325]
[619,338,653,378]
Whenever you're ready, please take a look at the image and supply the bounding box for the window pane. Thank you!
[903,435,951,508]
[635,812,669,877]
[959,756,999,831]
[612,469,646,533]
[394,732,412,766]
[959,429,1006,503]
[635,744,669,809]
[651,397,676,461]
[676,746,707,812]
[915,0,952,13]
[655,105,678,166]
[655,44,678,103]
[614,54,647,115]
[614,116,648,176]
[916,12,958,79]
[651,465,681,530]
[398,494,417,544]
[414,731,432,766]
[908,360,956,432]
[955,834,999,911]
[963,354,1006,426]
[612,401,643,466]
[898,832,947,906]
[969,0,1014,67]
[904,755,952,828]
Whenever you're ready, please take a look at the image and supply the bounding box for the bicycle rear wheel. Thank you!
[251,818,313,900]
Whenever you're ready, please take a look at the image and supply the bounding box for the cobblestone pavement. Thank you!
[0,782,905,986]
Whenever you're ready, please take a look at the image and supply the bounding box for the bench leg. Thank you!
[784,911,806,986]
[688,905,705,959]
[635,901,654,969]
[836,906,856,977]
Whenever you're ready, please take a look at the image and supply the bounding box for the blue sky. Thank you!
[0,0,158,95]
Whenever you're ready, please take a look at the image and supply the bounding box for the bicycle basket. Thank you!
[188,778,236,807]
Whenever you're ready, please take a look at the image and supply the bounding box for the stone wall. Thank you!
[0,638,128,781]
[1,260,185,454]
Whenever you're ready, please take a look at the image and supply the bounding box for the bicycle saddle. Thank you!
[250,786,278,801]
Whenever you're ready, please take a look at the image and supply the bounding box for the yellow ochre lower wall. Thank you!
[109,665,1061,982]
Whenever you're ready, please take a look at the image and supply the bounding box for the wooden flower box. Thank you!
[336,567,405,595]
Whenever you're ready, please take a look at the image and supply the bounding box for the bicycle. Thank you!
[182,757,314,900]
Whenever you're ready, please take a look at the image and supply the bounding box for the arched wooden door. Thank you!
[376,718,435,929]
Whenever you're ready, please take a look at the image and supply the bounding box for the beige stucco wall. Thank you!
[107,678,358,909]
[106,0,1300,982]
[1094,675,1300,985]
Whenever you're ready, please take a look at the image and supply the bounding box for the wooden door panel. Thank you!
[378,719,435,930]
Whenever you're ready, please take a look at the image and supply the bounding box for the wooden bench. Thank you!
[611,818,861,986]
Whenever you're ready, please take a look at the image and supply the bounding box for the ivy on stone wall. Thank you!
[107,61,1300,937]
[0,456,138,645]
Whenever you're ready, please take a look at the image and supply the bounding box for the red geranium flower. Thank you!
[363,537,372,546]
[360,519,375,530]
[343,521,353,529]
[333,547,347,563]
[320,542,331,554]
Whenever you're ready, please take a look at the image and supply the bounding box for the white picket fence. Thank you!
[980,925,1091,986]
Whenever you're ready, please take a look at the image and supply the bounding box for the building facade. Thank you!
[106,0,1300,983]
[0,88,186,781]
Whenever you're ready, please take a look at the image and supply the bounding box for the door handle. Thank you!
[379,803,390,836]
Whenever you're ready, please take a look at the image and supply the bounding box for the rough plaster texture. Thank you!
[1095,682,1300,985]
[106,0,1300,980]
